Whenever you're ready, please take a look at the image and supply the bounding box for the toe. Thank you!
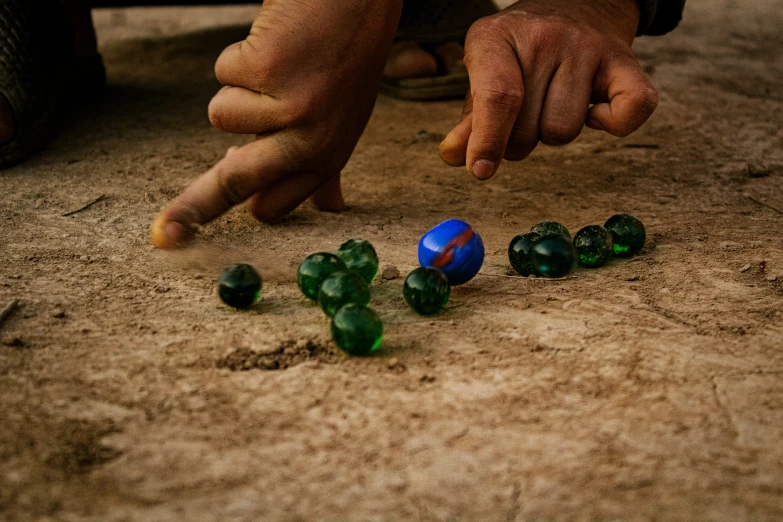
[434,42,466,75]
[384,41,438,79]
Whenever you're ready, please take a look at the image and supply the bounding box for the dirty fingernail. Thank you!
[150,215,192,249]
[471,159,496,180]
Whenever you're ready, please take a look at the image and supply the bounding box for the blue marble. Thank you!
[418,219,484,285]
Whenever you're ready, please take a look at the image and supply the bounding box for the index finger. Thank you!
[463,26,524,180]
[150,138,288,249]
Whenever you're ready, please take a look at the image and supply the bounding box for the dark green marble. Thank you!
[297,252,347,301]
[337,239,379,284]
[508,232,541,276]
[530,235,577,278]
[218,264,262,309]
[403,267,451,315]
[330,304,383,356]
[573,225,614,268]
[531,220,571,240]
[604,214,646,257]
[318,271,371,317]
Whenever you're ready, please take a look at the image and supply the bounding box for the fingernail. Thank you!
[164,221,189,245]
[150,215,192,249]
[471,159,496,180]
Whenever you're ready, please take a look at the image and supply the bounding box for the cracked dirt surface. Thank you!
[1,1,782,520]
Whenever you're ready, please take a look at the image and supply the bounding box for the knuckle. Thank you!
[472,136,508,158]
[217,36,274,92]
[216,164,253,207]
[281,93,318,127]
[207,96,228,131]
[633,85,660,114]
[504,146,533,161]
[476,84,524,109]
[540,120,582,146]
[503,140,538,161]
[466,16,503,42]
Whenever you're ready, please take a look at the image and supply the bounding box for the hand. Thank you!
[439,0,659,179]
[151,0,402,249]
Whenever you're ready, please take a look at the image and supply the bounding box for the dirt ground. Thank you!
[1,1,782,520]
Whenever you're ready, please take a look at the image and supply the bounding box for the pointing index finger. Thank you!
[150,138,289,249]
[463,27,524,180]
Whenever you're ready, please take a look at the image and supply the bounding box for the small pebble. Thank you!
[740,264,752,273]
[52,309,66,319]
[747,163,772,178]
[381,265,400,280]
[766,275,778,282]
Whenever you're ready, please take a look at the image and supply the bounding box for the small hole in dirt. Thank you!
[216,339,344,371]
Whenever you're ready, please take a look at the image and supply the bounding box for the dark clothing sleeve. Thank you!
[637,0,686,36]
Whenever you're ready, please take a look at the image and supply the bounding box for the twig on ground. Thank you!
[0,299,19,326]
[478,272,575,281]
[745,194,783,215]
[622,143,661,149]
[63,195,106,217]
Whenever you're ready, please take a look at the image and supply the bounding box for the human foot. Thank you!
[151,0,403,249]
[383,41,466,79]
[380,0,496,100]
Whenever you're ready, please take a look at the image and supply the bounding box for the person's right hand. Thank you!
[151,0,402,249]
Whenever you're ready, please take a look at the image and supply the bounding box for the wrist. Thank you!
[596,0,641,43]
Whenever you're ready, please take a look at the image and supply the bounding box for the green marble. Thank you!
[330,304,383,356]
[508,232,541,276]
[530,235,576,278]
[573,225,614,268]
[337,239,379,284]
[218,264,262,309]
[318,271,371,317]
[297,252,347,301]
[531,220,571,240]
[403,267,451,315]
[604,214,646,257]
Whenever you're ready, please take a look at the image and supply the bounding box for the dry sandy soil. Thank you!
[1,1,782,520]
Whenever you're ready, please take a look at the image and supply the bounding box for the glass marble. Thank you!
[418,219,484,286]
[530,235,577,278]
[218,264,262,309]
[297,252,347,301]
[337,239,379,284]
[403,267,451,315]
[318,271,371,317]
[331,304,383,356]
[530,220,571,240]
[573,225,614,268]
[508,232,541,276]
[604,214,646,257]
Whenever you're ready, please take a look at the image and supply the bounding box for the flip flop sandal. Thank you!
[380,0,497,101]
[0,0,105,169]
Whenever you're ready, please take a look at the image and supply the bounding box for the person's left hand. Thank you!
[439,0,659,179]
